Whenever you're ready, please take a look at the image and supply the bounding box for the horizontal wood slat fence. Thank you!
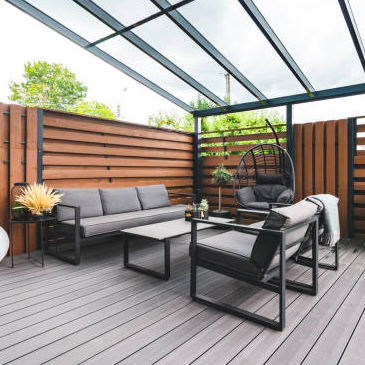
[1,104,194,255]
[0,102,354,255]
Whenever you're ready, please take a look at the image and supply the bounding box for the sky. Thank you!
[1,0,365,125]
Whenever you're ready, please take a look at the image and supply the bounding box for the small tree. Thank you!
[67,100,115,119]
[211,164,232,212]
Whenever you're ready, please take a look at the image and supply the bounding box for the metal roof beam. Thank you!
[6,0,194,113]
[151,0,267,102]
[193,82,365,117]
[74,0,226,106]
[238,0,315,95]
[338,0,365,73]
[86,0,196,49]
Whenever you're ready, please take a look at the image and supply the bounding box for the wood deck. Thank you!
[0,230,364,365]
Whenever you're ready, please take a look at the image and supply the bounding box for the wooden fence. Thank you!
[201,119,349,237]
[1,103,194,255]
[0,101,355,254]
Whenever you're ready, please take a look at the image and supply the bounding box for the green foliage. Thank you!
[9,61,87,109]
[212,164,233,187]
[148,94,285,134]
[67,100,115,119]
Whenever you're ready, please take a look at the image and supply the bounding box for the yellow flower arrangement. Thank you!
[14,183,63,216]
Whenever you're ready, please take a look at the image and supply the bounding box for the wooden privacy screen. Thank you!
[353,121,365,238]
[0,103,38,255]
[201,119,349,237]
[1,104,193,255]
[42,110,194,201]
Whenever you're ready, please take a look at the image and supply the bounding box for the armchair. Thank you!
[190,200,319,331]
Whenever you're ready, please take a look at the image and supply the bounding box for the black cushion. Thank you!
[256,172,284,185]
[196,231,261,278]
[236,187,256,205]
[277,188,294,204]
[254,184,287,203]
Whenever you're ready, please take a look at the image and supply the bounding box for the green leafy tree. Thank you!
[67,100,115,119]
[9,61,87,109]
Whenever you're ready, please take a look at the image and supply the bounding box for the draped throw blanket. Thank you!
[306,194,340,247]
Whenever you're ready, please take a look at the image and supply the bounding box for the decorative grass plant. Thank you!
[14,182,63,216]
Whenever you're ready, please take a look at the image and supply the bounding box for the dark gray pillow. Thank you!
[136,184,171,210]
[277,188,294,204]
[99,188,141,215]
[256,172,284,185]
[57,188,103,221]
[254,184,287,202]
[236,187,256,205]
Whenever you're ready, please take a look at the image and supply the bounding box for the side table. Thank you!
[8,216,55,268]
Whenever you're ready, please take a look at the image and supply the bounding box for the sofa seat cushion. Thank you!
[136,184,171,210]
[63,205,186,237]
[57,188,103,221]
[196,231,261,278]
[99,188,141,215]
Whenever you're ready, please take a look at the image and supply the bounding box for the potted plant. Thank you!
[211,164,232,218]
[13,182,63,220]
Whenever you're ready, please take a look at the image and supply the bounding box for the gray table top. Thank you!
[121,217,233,241]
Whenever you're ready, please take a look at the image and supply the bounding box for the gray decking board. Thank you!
[0,235,363,365]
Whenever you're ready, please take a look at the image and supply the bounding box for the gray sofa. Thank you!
[47,184,193,265]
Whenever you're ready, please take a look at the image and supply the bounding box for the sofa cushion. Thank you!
[57,188,103,221]
[136,184,171,210]
[197,231,261,278]
[62,205,185,237]
[99,188,141,215]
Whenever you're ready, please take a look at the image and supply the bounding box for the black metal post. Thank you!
[286,104,294,159]
[36,109,43,184]
[193,116,202,202]
[348,117,357,238]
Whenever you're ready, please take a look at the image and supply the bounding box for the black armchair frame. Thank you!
[190,216,319,331]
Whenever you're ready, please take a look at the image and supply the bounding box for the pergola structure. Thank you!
[6,0,365,200]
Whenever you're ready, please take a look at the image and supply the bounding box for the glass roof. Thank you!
[6,0,365,115]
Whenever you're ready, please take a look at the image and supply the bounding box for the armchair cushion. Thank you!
[254,184,287,202]
[99,188,141,215]
[196,231,261,278]
[277,188,294,204]
[136,184,171,210]
[57,188,103,221]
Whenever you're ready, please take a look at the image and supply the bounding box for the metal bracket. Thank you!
[222,132,228,160]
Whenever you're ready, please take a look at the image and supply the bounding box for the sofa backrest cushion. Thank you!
[136,184,171,210]
[57,188,103,221]
[99,188,141,215]
[250,200,317,272]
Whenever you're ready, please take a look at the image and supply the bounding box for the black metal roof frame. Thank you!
[5,0,365,119]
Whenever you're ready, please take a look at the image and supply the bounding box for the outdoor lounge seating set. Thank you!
[50,182,337,331]
[48,184,193,265]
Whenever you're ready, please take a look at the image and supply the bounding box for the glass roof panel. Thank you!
[27,0,113,42]
[133,14,256,104]
[254,0,365,90]
[177,0,305,99]
[98,36,198,105]
[349,0,365,43]
[92,0,159,27]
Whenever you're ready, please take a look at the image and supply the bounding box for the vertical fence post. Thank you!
[193,116,201,202]
[286,104,294,159]
[347,117,357,238]
[37,109,43,183]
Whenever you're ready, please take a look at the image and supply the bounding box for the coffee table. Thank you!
[121,217,232,280]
